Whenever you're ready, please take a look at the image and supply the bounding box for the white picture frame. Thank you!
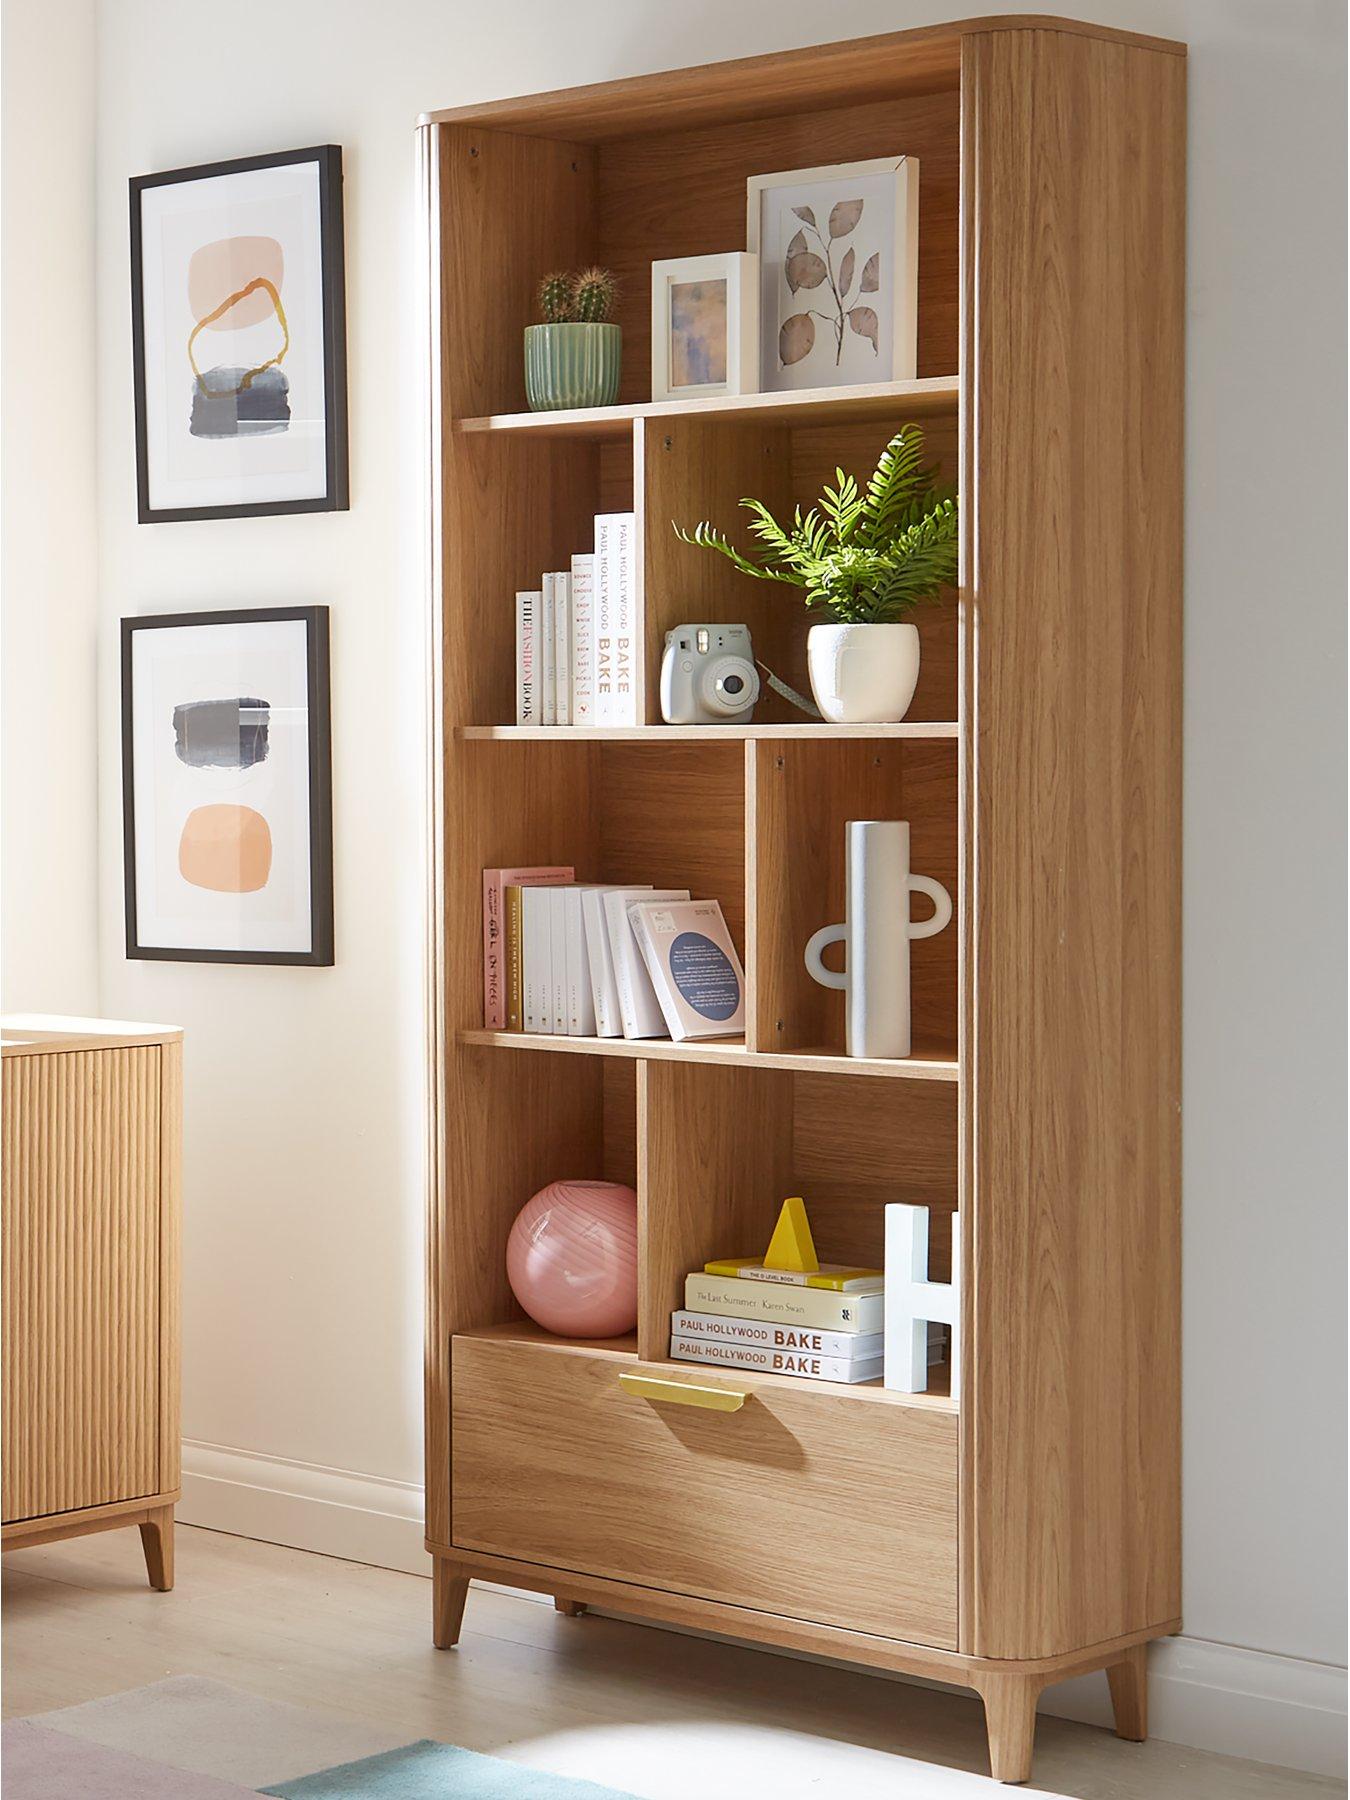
[650,252,758,402]
[746,157,918,392]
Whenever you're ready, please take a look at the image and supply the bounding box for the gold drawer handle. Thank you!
[619,1372,746,1413]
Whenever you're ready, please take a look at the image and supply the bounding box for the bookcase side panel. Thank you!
[962,28,1184,1660]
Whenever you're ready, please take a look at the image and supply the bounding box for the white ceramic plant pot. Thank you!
[803,821,951,1059]
[807,621,921,724]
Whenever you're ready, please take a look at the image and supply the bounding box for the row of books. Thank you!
[515,512,637,728]
[670,1245,942,1387]
[483,865,746,1043]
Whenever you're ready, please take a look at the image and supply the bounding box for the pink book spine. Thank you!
[483,865,574,1028]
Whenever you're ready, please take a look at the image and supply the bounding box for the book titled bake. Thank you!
[672,1309,941,1363]
[483,866,572,1030]
[594,512,637,726]
[627,898,746,1041]
[685,1271,884,1333]
[668,1333,884,1385]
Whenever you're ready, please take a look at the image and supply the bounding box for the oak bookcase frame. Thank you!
[421,16,1183,1783]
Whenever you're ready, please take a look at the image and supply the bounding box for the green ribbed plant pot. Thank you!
[524,322,621,411]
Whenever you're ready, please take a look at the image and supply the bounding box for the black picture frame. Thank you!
[129,146,349,524]
[122,606,334,965]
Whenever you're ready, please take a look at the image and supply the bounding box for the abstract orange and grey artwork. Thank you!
[186,235,291,438]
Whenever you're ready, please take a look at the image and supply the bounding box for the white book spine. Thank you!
[548,887,569,1032]
[605,887,688,1039]
[515,590,540,726]
[582,887,627,1037]
[564,890,596,1035]
[593,518,614,727]
[570,554,595,726]
[522,888,552,1033]
[610,513,638,726]
[669,1334,883,1384]
[540,576,558,726]
[554,571,572,726]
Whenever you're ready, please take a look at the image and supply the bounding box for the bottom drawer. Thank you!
[451,1335,958,1648]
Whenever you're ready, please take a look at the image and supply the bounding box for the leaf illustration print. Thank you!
[779,196,877,369]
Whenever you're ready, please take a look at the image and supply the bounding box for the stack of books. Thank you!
[515,511,637,727]
[672,1257,889,1385]
[483,868,745,1042]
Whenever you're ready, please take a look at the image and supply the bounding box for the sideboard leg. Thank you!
[138,1506,174,1591]
[1107,1644,1149,1741]
[432,1556,470,1648]
[973,1670,1041,1784]
[554,1596,587,1617]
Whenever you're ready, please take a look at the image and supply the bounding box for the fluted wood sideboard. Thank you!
[2,1016,182,1588]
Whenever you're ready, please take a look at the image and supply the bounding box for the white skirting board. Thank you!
[179,1445,1346,1779]
[179,1440,427,1578]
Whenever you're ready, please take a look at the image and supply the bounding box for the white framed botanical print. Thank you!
[651,252,758,402]
[130,147,349,523]
[746,157,918,392]
[122,607,333,964]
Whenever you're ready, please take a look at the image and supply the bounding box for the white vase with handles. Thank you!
[804,820,951,1058]
[806,621,921,724]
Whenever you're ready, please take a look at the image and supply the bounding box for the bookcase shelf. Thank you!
[424,18,1184,1785]
[458,1027,960,1083]
[457,722,960,743]
[456,375,960,439]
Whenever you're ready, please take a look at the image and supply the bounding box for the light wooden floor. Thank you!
[1,1525,1339,1799]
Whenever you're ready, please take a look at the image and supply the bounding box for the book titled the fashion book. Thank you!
[627,897,745,1041]
[668,1333,884,1385]
[514,590,540,726]
[483,866,572,1030]
[684,1272,884,1333]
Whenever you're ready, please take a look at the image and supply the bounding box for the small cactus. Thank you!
[537,270,575,324]
[572,266,617,324]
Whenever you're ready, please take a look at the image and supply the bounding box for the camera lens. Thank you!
[723,674,744,696]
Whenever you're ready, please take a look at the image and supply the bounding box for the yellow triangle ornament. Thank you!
[762,1197,819,1274]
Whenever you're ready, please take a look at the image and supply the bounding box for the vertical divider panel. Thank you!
[638,1059,794,1363]
[640,418,793,723]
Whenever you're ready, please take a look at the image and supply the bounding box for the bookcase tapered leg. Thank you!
[1107,1644,1149,1741]
[138,1506,174,1591]
[973,1670,1041,1785]
[432,1556,470,1648]
[554,1596,587,1617]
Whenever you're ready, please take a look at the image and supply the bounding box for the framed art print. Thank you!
[747,157,918,392]
[130,147,348,523]
[650,252,758,402]
[122,607,333,964]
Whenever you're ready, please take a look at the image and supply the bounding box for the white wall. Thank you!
[2,0,100,1014]
[3,0,1343,1772]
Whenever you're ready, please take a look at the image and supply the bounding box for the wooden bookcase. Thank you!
[421,17,1183,1783]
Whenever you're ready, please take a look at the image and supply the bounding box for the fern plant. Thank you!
[674,424,957,624]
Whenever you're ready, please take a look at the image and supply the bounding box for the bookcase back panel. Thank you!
[596,89,960,406]
[749,738,957,1058]
[445,1044,609,1337]
[640,1058,955,1364]
[445,437,626,727]
[436,125,597,421]
[591,741,747,959]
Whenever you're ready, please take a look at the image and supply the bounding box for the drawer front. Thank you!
[451,1337,958,1648]
[2,1048,162,1523]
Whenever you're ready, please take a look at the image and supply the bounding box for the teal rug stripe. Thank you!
[261,1739,638,1799]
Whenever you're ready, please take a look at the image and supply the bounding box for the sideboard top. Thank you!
[419,16,1185,137]
[1,1015,183,1057]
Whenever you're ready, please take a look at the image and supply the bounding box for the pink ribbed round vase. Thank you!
[506,1179,638,1338]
